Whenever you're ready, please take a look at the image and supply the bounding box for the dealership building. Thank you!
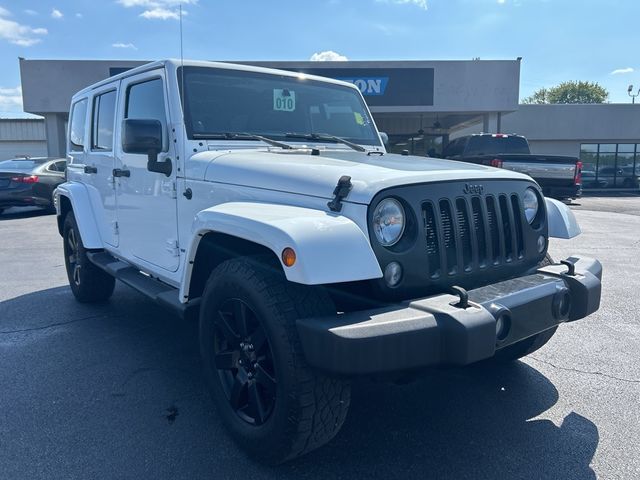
[16,58,640,190]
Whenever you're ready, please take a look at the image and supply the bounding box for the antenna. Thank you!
[179,3,185,114]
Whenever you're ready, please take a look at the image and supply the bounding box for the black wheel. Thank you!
[63,211,115,303]
[493,253,557,362]
[200,257,350,464]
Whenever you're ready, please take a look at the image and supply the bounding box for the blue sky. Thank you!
[1,0,639,116]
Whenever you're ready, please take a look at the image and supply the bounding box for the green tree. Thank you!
[522,81,609,104]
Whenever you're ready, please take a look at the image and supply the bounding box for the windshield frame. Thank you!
[177,66,382,148]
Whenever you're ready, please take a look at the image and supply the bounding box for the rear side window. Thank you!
[92,90,117,151]
[125,78,168,152]
[69,99,88,152]
[48,160,67,172]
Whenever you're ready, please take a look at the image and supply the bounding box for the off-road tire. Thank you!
[493,253,558,362]
[63,211,115,303]
[199,257,350,464]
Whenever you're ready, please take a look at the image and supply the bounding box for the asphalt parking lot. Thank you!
[1,196,639,480]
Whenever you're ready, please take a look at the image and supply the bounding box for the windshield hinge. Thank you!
[327,175,352,213]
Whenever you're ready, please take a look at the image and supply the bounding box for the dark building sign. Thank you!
[285,67,435,107]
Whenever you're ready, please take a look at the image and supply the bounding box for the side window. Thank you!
[69,99,88,152]
[55,160,67,172]
[92,90,117,151]
[125,78,168,151]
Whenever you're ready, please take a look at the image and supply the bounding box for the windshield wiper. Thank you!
[192,132,293,150]
[285,132,366,153]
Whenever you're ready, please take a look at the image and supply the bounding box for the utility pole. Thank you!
[628,85,640,104]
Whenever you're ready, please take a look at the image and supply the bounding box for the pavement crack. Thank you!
[0,313,110,334]
[529,356,640,384]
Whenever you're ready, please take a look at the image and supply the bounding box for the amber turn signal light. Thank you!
[281,247,296,267]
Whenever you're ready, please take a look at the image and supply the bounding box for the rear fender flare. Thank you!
[55,182,103,249]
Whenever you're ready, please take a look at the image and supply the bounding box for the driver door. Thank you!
[114,70,179,272]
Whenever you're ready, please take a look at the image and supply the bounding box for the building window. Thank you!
[580,143,639,189]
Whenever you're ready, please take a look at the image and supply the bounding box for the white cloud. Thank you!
[75,13,83,18]
[497,0,506,3]
[112,42,138,50]
[24,9,38,15]
[0,86,23,112]
[51,8,63,19]
[117,0,197,20]
[377,0,428,10]
[140,7,179,19]
[611,67,634,75]
[310,50,348,61]
[0,8,47,46]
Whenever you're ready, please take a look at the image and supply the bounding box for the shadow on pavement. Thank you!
[287,363,598,480]
[0,285,598,480]
[0,206,52,220]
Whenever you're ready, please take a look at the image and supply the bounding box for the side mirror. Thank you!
[379,132,389,146]
[122,119,172,177]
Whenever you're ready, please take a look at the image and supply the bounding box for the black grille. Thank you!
[422,194,525,278]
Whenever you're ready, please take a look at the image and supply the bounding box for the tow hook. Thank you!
[449,285,470,309]
[560,259,576,276]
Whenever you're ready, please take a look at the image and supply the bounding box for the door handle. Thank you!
[112,168,131,178]
[84,165,98,174]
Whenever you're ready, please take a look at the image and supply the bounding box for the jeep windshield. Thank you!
[178,66,381,147]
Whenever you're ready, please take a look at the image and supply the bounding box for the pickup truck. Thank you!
[442,133,582,201]
[55,60,602,464]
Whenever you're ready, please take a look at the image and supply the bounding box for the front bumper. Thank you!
[297,255,602,375]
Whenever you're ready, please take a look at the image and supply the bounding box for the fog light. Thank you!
[384,262,403,288]
[537,235,546,253]
[552,288,572,320]
[495,313,511,341]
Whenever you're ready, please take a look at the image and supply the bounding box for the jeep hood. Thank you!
[194,149,532,205]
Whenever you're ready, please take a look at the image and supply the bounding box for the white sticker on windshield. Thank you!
[273,89,296,112]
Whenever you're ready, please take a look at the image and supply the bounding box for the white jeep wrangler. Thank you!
[56,59,602,464]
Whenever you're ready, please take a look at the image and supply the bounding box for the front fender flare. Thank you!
[545,197,581,239]
[182,202,382,297]
[55,182,103,249]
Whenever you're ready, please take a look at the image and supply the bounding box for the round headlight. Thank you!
[523,188,539,224]
[372,198,405,247]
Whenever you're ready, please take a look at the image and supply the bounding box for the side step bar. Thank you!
[86,251,199,319]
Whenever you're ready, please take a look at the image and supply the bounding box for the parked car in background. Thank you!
[581,170,608,189]
[597,166,639,189]
[442,133,583,201]
[0,157,67,214]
